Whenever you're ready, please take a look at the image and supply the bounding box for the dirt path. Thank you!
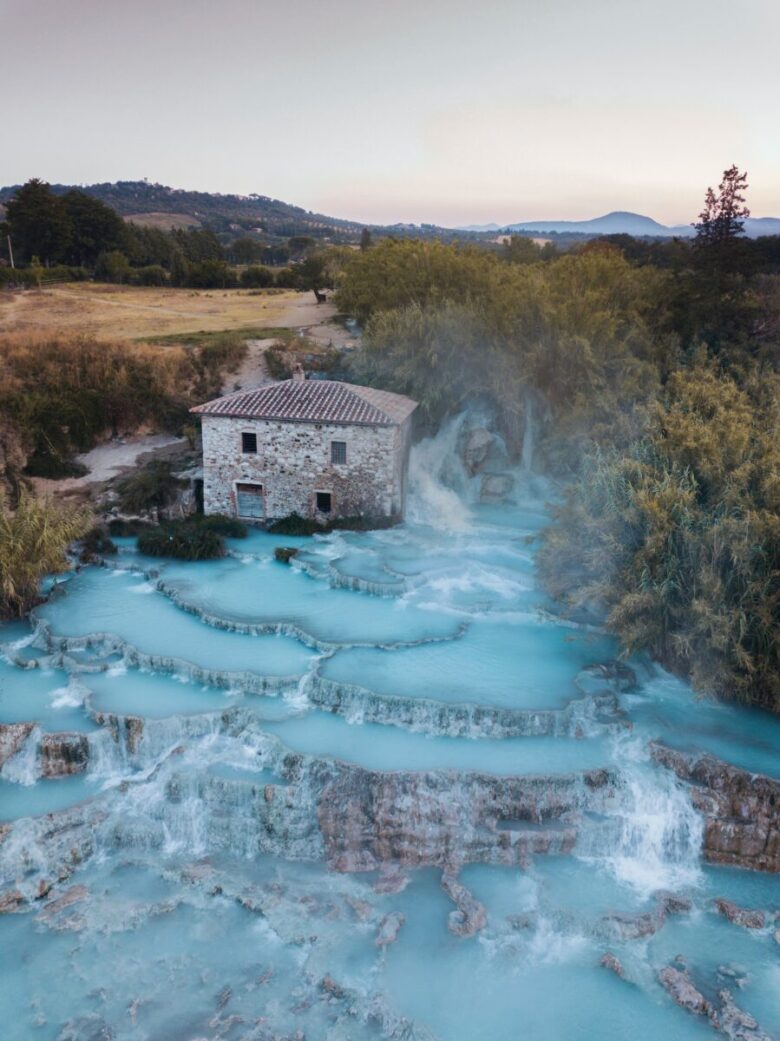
[31,434,186,496]
[222,338,275,393]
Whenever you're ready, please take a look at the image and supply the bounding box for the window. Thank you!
[241,432,257,454]
[331,440,347,465]
[236,483,264,519]
[316,492,332,514]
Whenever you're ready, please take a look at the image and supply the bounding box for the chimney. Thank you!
[292,362,305,383]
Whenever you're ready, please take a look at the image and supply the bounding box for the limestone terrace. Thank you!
[191,379,417,427]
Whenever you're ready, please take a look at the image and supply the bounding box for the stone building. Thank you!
[191,371,417,524]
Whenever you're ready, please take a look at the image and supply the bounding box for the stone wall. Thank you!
[201,415,411,521]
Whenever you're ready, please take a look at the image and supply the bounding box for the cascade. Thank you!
[0,411,777,1041]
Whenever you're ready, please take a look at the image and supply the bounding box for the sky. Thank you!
[3,0,779,227]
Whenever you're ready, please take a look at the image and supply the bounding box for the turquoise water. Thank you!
[0,421,778,1041]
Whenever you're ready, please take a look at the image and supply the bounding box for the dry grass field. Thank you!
[124,212,202,230]
[0,283,332,342]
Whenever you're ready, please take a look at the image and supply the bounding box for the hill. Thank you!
[459,210,780,239]
[0,180,366,242]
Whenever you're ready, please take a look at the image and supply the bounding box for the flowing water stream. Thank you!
[0,417,778,1041]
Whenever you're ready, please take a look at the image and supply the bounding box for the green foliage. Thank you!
[116,461,185,514]
[196,514,247,537]
[0,331,243,484]
[78,526,118,562]
[134,264,168,286]
[274,546,299,564]
[240,265,275,288]
[538,360,780,712]
[0,490,92,618]
[4,179,73,265]
[137,520,225,560]
[136,514,246,559]
[95,249,133,283]
[348,242,671,457]
[267,512,398,535]
[61,190,125,266]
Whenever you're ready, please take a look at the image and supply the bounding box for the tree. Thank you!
[169,248,190,287]
[686,165,754,346]
[95,250,132,284]
[62,190,125,267]
[240,265,274,288]
[287,235,315,259]
[297,253,329,297]
[503,234,540,265]
[4,179,72,264]
[360,227,373,251]
[694,165,750,247]
[230,236,261,264]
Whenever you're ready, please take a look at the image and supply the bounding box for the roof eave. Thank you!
[190,409,398,427]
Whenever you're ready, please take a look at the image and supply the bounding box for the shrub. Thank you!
[267,512,398,535]
[240,265,275,288]
[137,519,226,560]
[134,265,168,286]
[79,526,118,562]
[267,512,321,536]
[116,461,185,514]
[0,491,92,618]
[197,514,247,537]
[274,546,299,564]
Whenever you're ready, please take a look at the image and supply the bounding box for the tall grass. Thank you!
[0,491,91,618]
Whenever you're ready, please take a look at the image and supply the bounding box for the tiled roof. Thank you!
[191,380,417,427]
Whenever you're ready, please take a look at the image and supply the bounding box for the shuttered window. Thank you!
[236,483,264,518]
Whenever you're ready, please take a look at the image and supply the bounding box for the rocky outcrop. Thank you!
[650,743,780,872]
[659,965,710,1016]
[714,899,766,930]
[460,428,495,475]
[375,911,405,947]
[599,951,626,978]
[441,871,487,936]
[317,766,614,872]
[480,473,514,503]
[0,722,35,768]
[40,733,90,777]
[660,964,774,1040]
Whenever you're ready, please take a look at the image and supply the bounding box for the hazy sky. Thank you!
[4,0,779,226]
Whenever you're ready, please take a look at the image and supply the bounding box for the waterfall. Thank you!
[604,764,704,895]
[1,727,40,786]
[407,415,473,531]
[521,392,535,473]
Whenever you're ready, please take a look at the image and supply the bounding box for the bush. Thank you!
[79,526,118,562]
[267,512,321,536]
[0,491,92,618]
[267,512,398,535]
[274,267,300,289]
[107,518,154,536]
[116,461,185,514]
[24,454,89,479]
[274,546,299,564]
[134,265,168,286]
[264,343,292,380]
[197,514,247,537]
[137,519,226,560]
[240,265,275,288]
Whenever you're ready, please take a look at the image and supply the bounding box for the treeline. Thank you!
[0,179,336,291]
[335,167,780,713]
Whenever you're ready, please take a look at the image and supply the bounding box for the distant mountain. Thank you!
[458,210,780,239]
